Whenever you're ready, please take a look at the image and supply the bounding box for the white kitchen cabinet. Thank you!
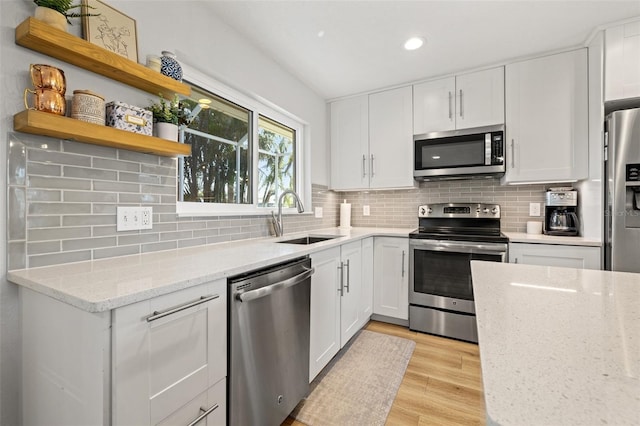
[309,239,371,381]
[112,279,226,425]
[309,247,342,381]
[359,237,374,329]
[339,240,364,344]
[413,67,505,134]
[509,243,601,270]
[20,279,227,426]
[503,49,588,184]
[373,237,409,320]
[330,86,414,190]
[330,94,369,190]
[605,19,640,102]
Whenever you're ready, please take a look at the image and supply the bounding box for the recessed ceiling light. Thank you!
[404,36,425,51]
[317,30,325,38]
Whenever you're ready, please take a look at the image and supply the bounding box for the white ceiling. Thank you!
[207,1,640,100]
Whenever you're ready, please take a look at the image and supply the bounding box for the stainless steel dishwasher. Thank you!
[228,256,314,426]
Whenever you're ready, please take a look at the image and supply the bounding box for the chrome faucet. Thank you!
[271,190,304,237]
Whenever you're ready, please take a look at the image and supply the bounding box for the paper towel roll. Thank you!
[340,200,352,229]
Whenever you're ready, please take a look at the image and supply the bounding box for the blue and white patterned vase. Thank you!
[160,51,183,82]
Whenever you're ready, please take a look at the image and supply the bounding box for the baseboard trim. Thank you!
[370,314,409,327]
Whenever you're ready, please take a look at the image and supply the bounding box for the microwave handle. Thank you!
[510,139,515,168]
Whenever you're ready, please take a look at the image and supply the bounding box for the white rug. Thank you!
[291,330,415,426]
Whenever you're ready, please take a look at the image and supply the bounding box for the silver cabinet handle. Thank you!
[146,294,219,322]
[362,154,366,178]
[370,154,375,177]
[187,403,219,426]
[344,259,350,293]
[236,267,315,302]
[510,139,515,168]
[401,250,405,277]
[459,89,464,118]
[448,91,452,120]
[338,261,344,296]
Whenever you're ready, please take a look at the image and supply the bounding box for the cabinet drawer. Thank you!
[157,378,226,426]
[112,280,227,425]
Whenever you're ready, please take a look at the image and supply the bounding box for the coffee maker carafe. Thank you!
[544,189,579,236]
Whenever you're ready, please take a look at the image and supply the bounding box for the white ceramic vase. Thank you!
[34,6,67,32]
[154,122,178,141]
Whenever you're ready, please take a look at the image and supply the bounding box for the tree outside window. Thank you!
[258,116,296,208]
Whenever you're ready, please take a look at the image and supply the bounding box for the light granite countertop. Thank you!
[504,232,601,247]
[8,227,413,313]
[471,261,640,426]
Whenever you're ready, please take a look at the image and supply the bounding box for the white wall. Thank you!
[0,2,327,423]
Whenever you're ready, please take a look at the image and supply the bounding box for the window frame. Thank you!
[176,63,309,217]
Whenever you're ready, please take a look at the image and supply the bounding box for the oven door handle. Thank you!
[410,239,508,257]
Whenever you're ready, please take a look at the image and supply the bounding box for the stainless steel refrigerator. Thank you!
[604,107,640,272]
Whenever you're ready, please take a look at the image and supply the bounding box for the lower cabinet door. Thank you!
[373,237,409,320]
[111,279,227,425]
[157,378,226,426]
[309,247,342,382]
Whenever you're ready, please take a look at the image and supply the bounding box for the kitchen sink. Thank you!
[277,235,337,245]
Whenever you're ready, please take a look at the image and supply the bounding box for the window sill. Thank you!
[176,202,314,218]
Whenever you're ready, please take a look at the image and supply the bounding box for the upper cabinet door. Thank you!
[504,49,588,184]
[413,77,456,134]
[330,95,369,190]
[455,67,505,129]
[369,86,415,189]
[605,19,640,102]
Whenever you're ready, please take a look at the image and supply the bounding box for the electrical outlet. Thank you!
[117,206,153,231]
[314,207,323,218]
[529,202,541,217]
[363,205,370,216]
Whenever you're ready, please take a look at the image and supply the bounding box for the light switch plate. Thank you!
[117,206,153,231]
[529,202,541,217]
[314,207,323,218]
[363,205,370,216]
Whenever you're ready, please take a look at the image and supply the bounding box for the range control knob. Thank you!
[428,207,433,214]
[420,207,426,215]
[492,207,499,214]
[483,208,490,214]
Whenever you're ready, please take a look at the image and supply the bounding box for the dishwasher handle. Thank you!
[236,267,315,302]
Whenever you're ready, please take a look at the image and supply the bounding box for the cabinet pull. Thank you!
[459,89,464,118]
[448,91,453,120]
[370,154,375,177]
[345,259,350,293]
[146,294,219,322]
[187,403,219,426]
[401,250,405,277]
[362,154,366,178]
[510,139,515,168]
[338,261,344,296]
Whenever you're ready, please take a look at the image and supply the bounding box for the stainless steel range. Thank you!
[409,203,508,343]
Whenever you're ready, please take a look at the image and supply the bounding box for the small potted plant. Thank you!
[33,0,98,32]
[148,94,189,141]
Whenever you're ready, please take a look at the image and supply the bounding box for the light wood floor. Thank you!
[283,320,486,426]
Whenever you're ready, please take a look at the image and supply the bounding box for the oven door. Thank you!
[409,239,507,314]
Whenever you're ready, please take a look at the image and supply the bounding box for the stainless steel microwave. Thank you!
[413,125,505,181]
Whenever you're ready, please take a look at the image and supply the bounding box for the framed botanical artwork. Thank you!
[81,0,138,63]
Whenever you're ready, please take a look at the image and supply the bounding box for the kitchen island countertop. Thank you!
[471,261,639,426]
[8,227,413,313]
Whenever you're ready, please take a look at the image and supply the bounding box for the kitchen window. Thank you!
[176,65,307,216]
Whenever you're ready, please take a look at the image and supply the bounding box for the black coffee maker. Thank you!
[544,189,579,236]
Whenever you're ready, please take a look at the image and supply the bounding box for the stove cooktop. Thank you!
[410,202,508,243]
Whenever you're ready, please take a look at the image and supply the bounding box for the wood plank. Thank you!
[15,18,190,98]
[14,110,191,158]
[283,321,486,426]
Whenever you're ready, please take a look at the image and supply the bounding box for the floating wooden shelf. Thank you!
[14,110,191,157]
[15,17,191,98]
